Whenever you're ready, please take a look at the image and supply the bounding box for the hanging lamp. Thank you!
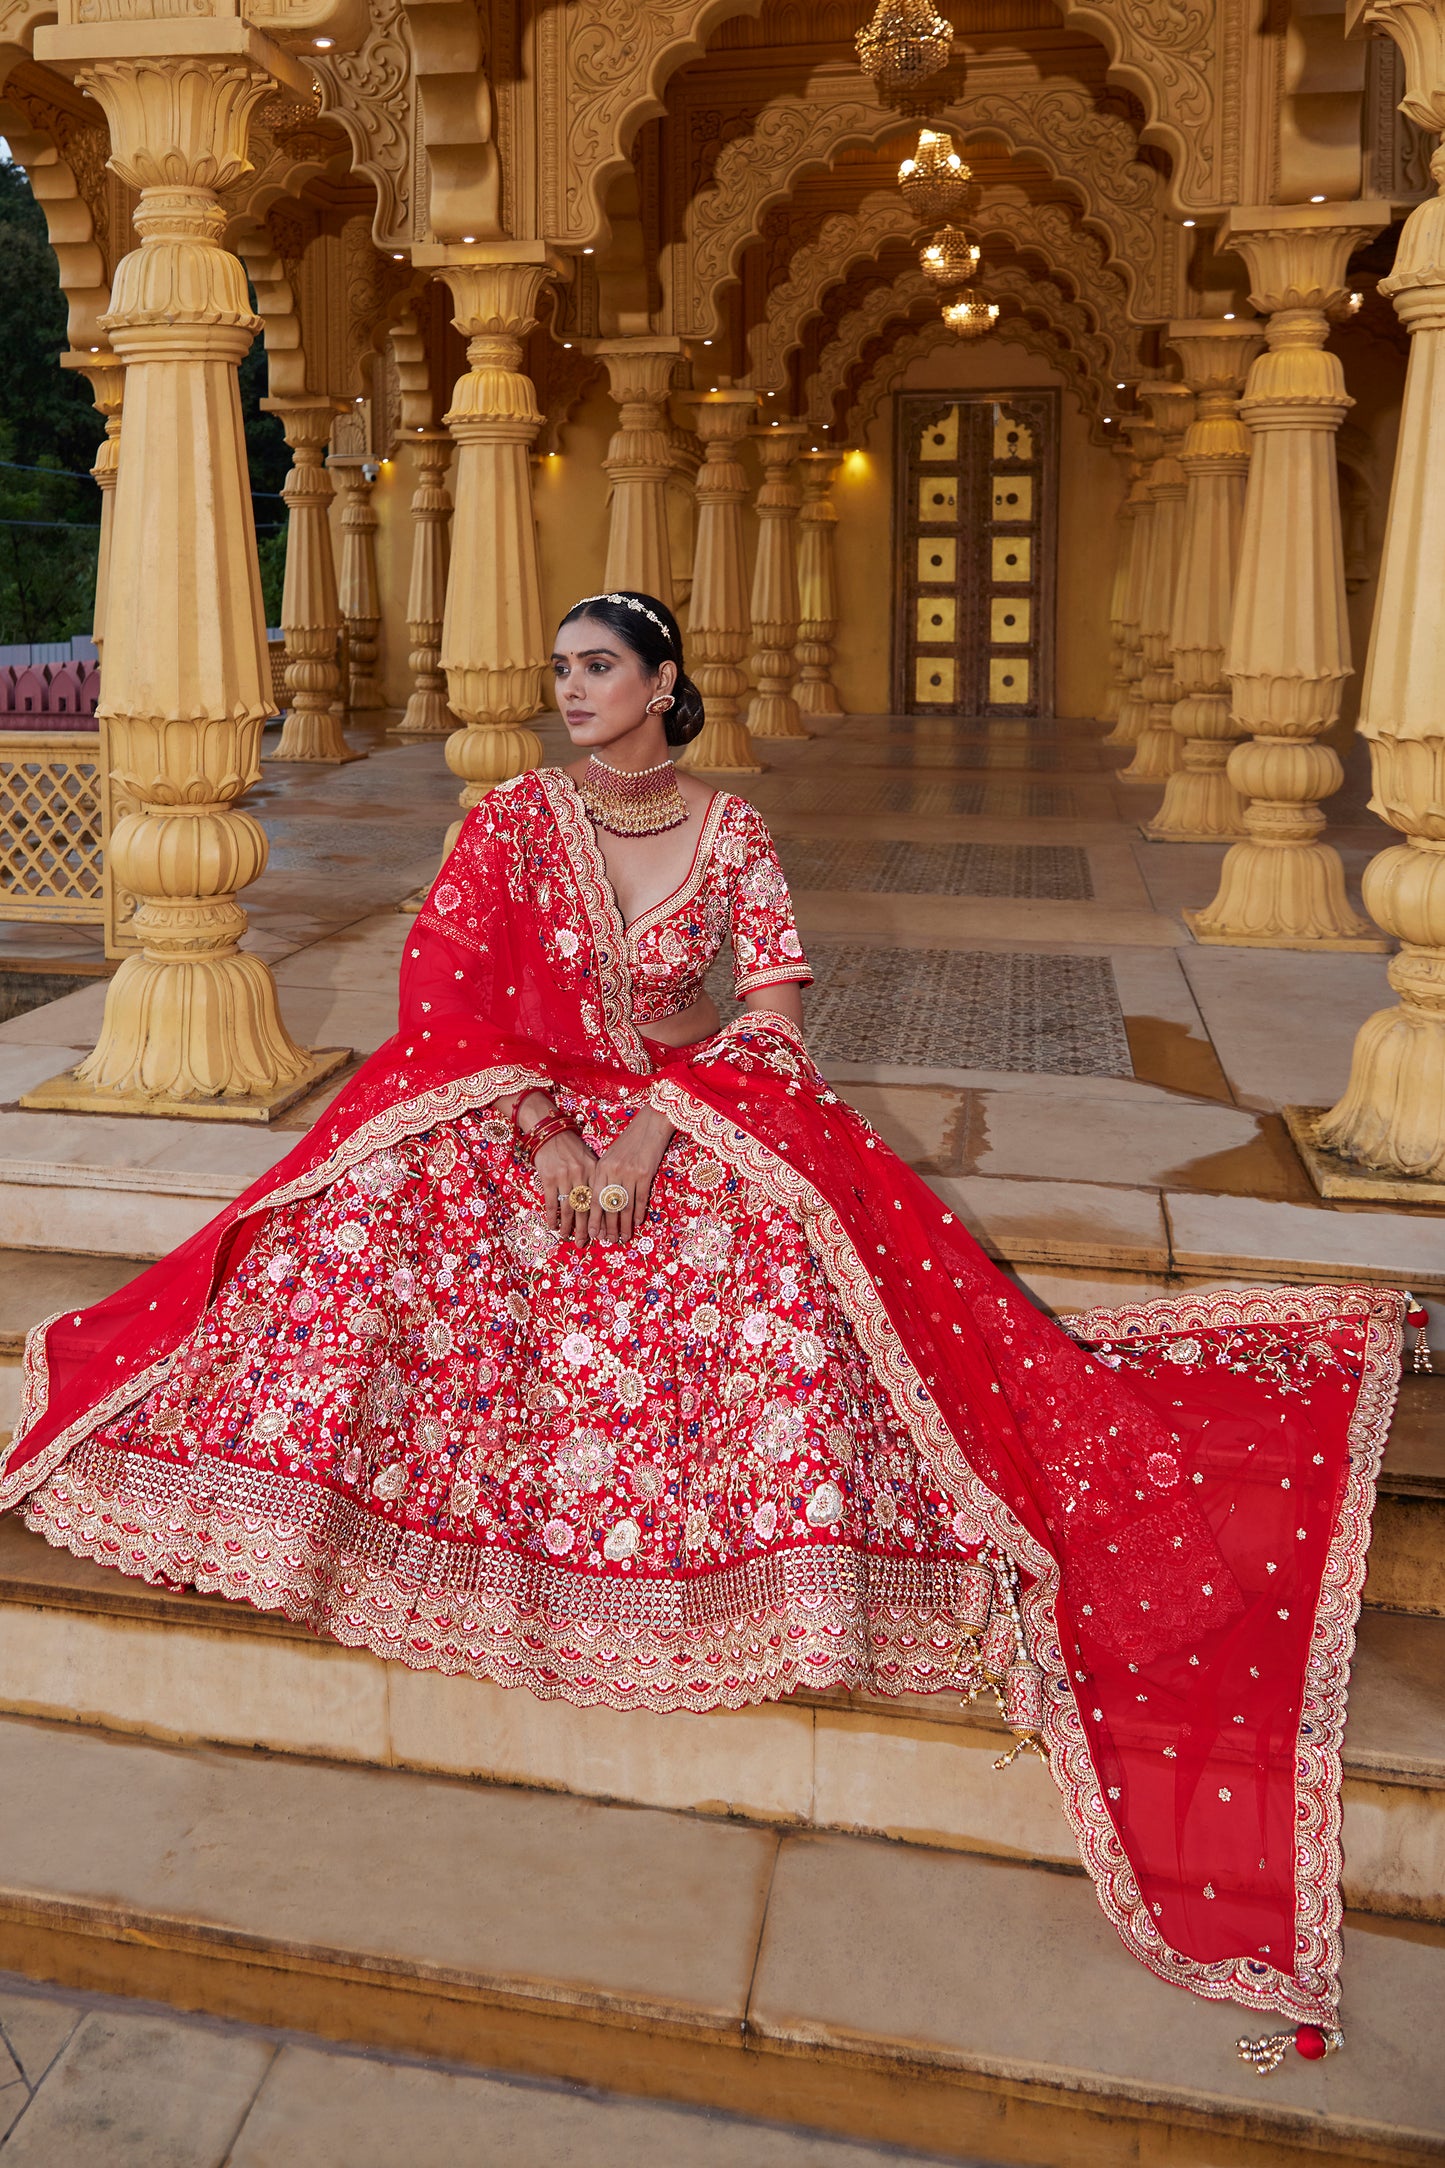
[855,0,954,94]
[898,128,972,219]
[920,224,982,284]
[942,291,1000,337]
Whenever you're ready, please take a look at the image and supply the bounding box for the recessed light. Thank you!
[462,236,475,244]
[1182,218,1195,228]
[563,342,572,349]
[1115,381,1125,389]
[582,247,594,255]
[1223,312,1236,321]
[1310,194,1326,203]
[392,253,403,261]
[702,339,712,346]
[314,36,333,48]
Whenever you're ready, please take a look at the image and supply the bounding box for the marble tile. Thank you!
[0,2008,273,2167]
[831,1083,963,1166]
[0,1045,92,1102]
[1179,948,1394,1112]
[970,1087,1267,1189]
[1164,1191,1445,1292]
[928,1174,1171,1271]
[0,1987,81,2089]
[749,1835,1445,2129]
[0,981,107,1047]
[0,1720,778,2028]
[778,835,1093,900]
[228,2041,952,2168]
[796,893,1184,951]
[0,1605,392,1764]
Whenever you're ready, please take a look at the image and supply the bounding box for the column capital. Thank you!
[1218,203,1391,312]
[1346,0,1445,131]
[679,389,759,445]
[1166,321,1267,392]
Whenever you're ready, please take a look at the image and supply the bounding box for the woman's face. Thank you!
[551,617,676,752]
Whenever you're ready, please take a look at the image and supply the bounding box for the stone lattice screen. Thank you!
[0,730,105,925]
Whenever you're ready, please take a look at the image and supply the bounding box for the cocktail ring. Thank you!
[597,1182,629,1213]
[567,1183,593,1212]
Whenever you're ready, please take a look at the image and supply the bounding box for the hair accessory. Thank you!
[578,754,688,838]
[570,592,675,647]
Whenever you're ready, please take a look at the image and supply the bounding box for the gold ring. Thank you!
[597,1182,629,1213]
[567,1183,593,1212]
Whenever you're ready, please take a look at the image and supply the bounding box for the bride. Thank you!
[0,589,1413,2067]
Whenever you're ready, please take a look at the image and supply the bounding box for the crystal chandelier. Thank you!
[920,224,982,285]
[855,0,954,94]
[898,128,972,219]
[942,291,1000,337]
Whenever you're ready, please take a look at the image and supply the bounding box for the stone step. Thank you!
[0,1518,1439,1929]
[0,1712,1439,2168]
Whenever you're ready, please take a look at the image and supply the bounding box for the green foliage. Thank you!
[0,158,103,642]
[0,157,292,645]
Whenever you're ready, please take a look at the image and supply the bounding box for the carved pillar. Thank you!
[73,353,124,655]
[794,448,845,718]
[267,401,357,763]
[597,337,680,607]
[1317,140,1445,1179]
[330,456,384,710]
[22,46,338,1116]
[747,421,809,741]
[677,388,761,777]
[1119,382,1193,783]
[1097,444,1136,729]
[395,429,456,737]
[434,253,551,846]
[1187,205,1389,948]
[1145,323,1264,842]
[1102,413,1160,748]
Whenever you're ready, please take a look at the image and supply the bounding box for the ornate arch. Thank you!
[804,263,1117,433]
[0,110,110,349]
[848,310,1112,444]
[529,0,765,250]
[1051,0,1220,212]
[750,184,1145,396]
[665,76,1176,339]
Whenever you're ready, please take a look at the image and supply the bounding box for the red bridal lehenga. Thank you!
[0,768,1413,2054]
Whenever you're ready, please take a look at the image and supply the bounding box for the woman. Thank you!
[0,591,1415,2067]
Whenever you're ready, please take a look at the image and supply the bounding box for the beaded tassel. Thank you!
[1238,2025,1343,2075]
[1406,1296,1432,1374]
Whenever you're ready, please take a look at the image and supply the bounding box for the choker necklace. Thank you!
[578,754,688,838]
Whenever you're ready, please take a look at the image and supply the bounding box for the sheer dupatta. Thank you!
[2,769,1404,2032]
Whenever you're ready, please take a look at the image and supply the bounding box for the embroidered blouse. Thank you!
[421,769,811,1037]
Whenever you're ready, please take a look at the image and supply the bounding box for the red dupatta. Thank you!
[2,768,1404,2032]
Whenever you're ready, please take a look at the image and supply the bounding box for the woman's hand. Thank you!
[533,1128,598,1244]
[588,1104,674,1245]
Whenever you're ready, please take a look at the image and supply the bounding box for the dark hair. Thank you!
[557,590,706,747]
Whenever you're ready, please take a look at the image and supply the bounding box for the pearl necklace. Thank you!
[577,754,688,838]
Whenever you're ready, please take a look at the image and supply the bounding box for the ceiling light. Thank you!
[1223,311,1236,320]
[314,36,333,48]
[582,247,594,255]
[941,291,999,338]
[898,128,972,220]
[1182,218,1195,228]
[1310,194,1326,203]
[921,225,981,286]
[856,0,953,92]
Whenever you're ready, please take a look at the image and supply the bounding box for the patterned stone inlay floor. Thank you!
[778,838,1093,901]
[711,948,1132,1076]
[750,778,1080,820]
[819,742,1082,773]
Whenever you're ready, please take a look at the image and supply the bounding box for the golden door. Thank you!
[894,390,1057,716]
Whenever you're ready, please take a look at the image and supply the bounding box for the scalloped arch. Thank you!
[750,184,1145,395]
[665,76,1175,340]
[849,311,1112,444]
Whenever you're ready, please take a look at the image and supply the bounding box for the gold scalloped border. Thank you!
[652,1070,1404,2023]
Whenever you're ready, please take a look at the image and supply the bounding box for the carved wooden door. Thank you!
[894,389,1057,716]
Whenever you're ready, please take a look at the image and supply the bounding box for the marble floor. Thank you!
[0,703,1439,1350]
[0,1973,986,2168]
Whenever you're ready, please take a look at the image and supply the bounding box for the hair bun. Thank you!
[666,672,707,747]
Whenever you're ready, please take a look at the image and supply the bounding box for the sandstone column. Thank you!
[72,353,124,656]
[1317,143,1445,1179]
[1118,382,1193,783]
[394,429,456,738]
[1145,322,1263,842]
[597,337,680,607]
[1102,413,1160,748]
[1187,204,1389,949]
[267,401,357,764]
[331,457,384,711]
[678,388,761,777]
[794,448,845,718]
[22,37,338,1117]
[429,250,551,848]
[1096,446,1136,730]
[747,421,809,741]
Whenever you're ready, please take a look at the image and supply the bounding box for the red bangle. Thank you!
[519,1110,577,1161]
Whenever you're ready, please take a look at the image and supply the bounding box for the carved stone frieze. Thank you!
[666,72,1175,338]
[1053,0,1217,209]
[313,0,419,247]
